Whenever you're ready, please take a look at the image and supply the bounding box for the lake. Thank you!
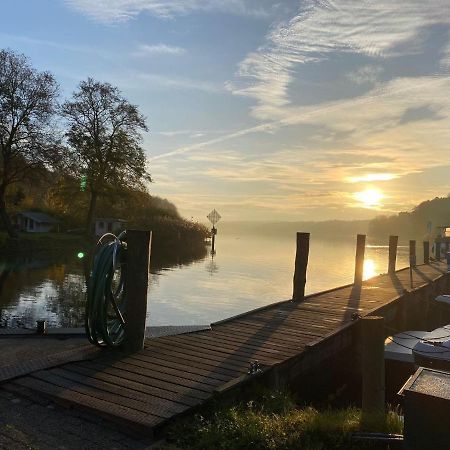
[0,233,414,329]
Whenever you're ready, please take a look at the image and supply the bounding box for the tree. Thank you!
[61,78,151,234]
[0,49,60,237]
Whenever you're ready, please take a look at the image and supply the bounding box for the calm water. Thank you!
[0,234,413,328]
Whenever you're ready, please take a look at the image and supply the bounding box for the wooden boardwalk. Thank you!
[3,261,449,437]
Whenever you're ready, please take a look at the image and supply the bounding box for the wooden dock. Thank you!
[2,260,449,437]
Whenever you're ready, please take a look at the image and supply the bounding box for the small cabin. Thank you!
[15,211,59,233]
[93,218,126,237]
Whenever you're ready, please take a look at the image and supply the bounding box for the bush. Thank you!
[164,390,403,450]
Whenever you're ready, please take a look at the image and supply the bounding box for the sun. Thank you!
[354,188,384,208]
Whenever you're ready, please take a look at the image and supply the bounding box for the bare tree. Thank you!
[0,49,60,237]
[62,78,151,234]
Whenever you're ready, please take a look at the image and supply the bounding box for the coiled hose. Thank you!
[85,231,127,347]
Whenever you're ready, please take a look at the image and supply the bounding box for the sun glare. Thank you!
[363,259,376,280]
[354,188,384,208]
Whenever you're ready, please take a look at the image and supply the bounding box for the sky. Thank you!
[2,0,450,223]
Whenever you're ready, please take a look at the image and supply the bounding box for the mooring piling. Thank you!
[361,316,385,425]
[435,237,441,260]
[122,229,152,353]
[409,240,416,268]
[354,234,366,286]
[388,235,398,274]
[292,232,310,302]
[423,241,430,264]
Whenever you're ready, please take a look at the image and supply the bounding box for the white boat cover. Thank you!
[385,325,450,363]
[435,295,450,305]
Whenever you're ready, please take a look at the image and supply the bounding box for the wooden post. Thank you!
[122,230,152,353]
[361,316,385,425]
[409,240,416,267]
[292,232,310,302]
[435,237,441,260]
[211,226,216,253]
[423,241,430,264]
[388,235,398,274]
[354,234,366,286]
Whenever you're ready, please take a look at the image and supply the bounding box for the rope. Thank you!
[386,336,450,354]
[85,231,127,347]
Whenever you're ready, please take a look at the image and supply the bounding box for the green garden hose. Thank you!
[85,231,127,347]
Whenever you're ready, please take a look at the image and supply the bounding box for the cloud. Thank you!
[228,0,450,116]
[133,43,185,56]
[347,65,383,85]
[65,0,272,22]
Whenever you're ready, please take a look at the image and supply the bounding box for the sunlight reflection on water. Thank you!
[1,234,413,328]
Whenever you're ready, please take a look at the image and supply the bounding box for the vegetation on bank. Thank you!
[0,48,208,247]
[163,390,403,450]
[368,194,450,241]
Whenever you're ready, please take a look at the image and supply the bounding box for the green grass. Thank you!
[163,390,403,450]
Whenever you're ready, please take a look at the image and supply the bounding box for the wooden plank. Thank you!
[160,333,289,362]
[12,376,160,434]
[157,335,282,366]
[49,367,188,417]
[128,352,233,382]
[118,355,225,387]
[141,344,241,377]
[67,363,201,407]
[187,330,297,359]
[144,340,252,372]
[215,319,324,343]
[79,360,212,399]
[213,320,321,343]
[194,330,300,357]
[143,341,246,375]
[32,369,177,420]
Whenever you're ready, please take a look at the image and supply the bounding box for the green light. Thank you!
[77,252,85,259]
[80,175,87,192]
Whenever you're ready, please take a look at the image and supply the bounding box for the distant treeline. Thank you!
[220,220,369,240]
[368,195,450,241]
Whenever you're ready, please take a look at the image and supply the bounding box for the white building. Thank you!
[15,211,59,233]
[93,218,127,237]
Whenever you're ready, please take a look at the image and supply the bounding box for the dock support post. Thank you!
[388,235,398,274]
[122,230,152,353]
[292,232,310,302]
[361,316,385,426]
[423,241,430,264]
[435,237,441,260]
[409,240,416,268]
[354,234,366,286]
[409,240,416,289]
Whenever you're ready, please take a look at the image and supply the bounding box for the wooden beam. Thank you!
[122,230,152,353]
[409,240,416,268]
[423,241,430,264]
[292,232,310,302]
[354,234,366,286]
[388,236,398,274]
[361,316,385,425]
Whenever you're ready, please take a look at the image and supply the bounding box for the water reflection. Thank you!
[1,235,414,328]
[363,259,376,280]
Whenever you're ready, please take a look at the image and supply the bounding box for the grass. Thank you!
[163,390,403,450]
